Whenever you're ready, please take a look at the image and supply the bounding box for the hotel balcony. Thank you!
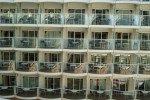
[91,14,112,25]
[88,64,112,74]
[39,38,62,49]
[141,15,150,26]
[114,64,138,75]
[14,37,36,48]
[15,13,38,24]
[64,39,86,49]
[89,39,113,50]
[0,60,14,72]
[112,91,135,100]
[115,14,135,26]
[63,89,86,99]
[87,90,111,100]
[0,37,13,48]
[39,88,61,99]
[0,13,14,24]
[41,13,62,24]
[139,64,150,75]
[15,61,37,72]
[64,13,85,25]
[0,86,15,96]
[115,39,138,50]
[39,62,61,73]
[63,63,86,74]
[140,40,150,50]
[16,87,37,97]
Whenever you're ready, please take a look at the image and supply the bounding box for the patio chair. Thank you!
[96,65,108,74]
[8,61,13,70]
[29,62,36,72]
[143,68,150,74]
[49,63,60,72]
[73,64,84,73]
[120,66,132,74]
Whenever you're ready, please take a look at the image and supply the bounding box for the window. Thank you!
[67,78,83,90]
[2,75,16,86]
[45,78,60,89]
[68,54,84,63]
[0,30,14,37]
[90,79,106,90]
[139,33,150,40]
[116,10,132,14]
[45,9,61,13]
[115,55,130,64]
[0,9,15,13]
[68,31,84,39]
[22,31,38,37]
[140,55,150,64]
[92,9,109,14]
[23,77,38,88]
[22,9,38,13]
[45,31,61,38]
[92,32,108,39]
[91,54,107,64]
[1,52,15,60]
[45,53,60,62]
[136,80,150,91]
[23,52,38,61]
[68,9,85,14]
[113,79,128,91]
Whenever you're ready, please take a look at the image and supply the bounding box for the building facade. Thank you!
[0,0,150,100]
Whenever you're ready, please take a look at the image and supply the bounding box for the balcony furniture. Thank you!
[8,61,13,70]
[120,66,132,74]
[19,15,36,24]
[66,14,84,24]
[97,91,104,98]
[96,65,108,74]
[90,40,107,49]
[116,17,134,25]
[40,40,58,48]
[143,68,150,74]
[1,86,8,89]
[0,15,12,24]
[49,63,60,72]
[23,88,30,91]
[29,62,36,72]
[142,91,149,96]
[44,14,61,24]
[142,16,150,26]
[73,64,84,73]
[92,16,109,25]
[68,39,82,49]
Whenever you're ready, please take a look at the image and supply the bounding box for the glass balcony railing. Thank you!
[139,64,150,75]
[115,39,138,50]
[41,13,62,24]
[0,60,14,71]
[15,61,37,72]
[141,15,150,26]
[136,90,150,100]
[63,89,86,99]
[0,86,15,96]
[14,37,36,48]
[112,91,135,100]
[39,62,61,73]
[0,13,14,24]
[89,39,113,50]
[115,14,135,26]
[87,90,111,100]
[114,64,138,75]
[140,40,150,50]
[0,37,13,47]
[91,14,111,25]
[142,0,150,1]
[64,39,86,49]
[15,13,38,24]
[64,13,85,25]
[88,63,112,74]
[16,87,37,97]
[39,88,61,99]
[39,38,62,49]
[63,63,86,73]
